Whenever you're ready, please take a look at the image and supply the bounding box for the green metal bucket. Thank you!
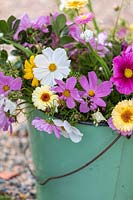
[28,110,133,200]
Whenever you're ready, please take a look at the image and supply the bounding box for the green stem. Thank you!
[87,0,100,34]
[1,37,32,57]
[87,42,111,80]
[112,0,125,38]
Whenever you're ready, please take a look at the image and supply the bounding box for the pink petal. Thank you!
[66,97,75,108]
[79,75,89,91]
[88,71,97,89]
[79,102,90,113]
[66,77,77,90]
[96,81,112,97]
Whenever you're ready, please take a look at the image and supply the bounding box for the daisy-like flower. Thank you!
[75,13,94,25]
[53,119,83,143]
[24,55,39,87]
[33,47,71,87]
[53,77,82,109]
[32,117,61,138]
[0,72,22,95]
[79,71,112,113]
[111,52,133,95]
[65,0,88,9]
[32,85,59,111]
[108,100,133,136]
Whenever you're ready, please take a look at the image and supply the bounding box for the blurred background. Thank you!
[0,0,133,199]
[0,0,133,26]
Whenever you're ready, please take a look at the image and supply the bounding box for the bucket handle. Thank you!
[23,134,121,186]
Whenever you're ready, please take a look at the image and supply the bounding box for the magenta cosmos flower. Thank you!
[0,72,22,95]
[111,52,133,95]
[32,117,61,139]
[75,12,94,25]
[79,71,112,113]
[53,77,82,109]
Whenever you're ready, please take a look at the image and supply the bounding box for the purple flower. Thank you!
[69,24,83,42]
[33,16,50,33]
[111,52,133,95]
[117,28,127,39]
[124,42,133,54]
[32,117,61,139]
[90,32,112,57]
[13,14,33,40]
[0,107,14,133]
[79,71,112,113]
[108,118,132,136]
[0,72,22,95]
[53,77,82,109]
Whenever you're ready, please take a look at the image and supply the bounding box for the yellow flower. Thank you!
[24,55,39,87]
[32,85,59,111]
[111,100,133,132]
[65,0,88,9]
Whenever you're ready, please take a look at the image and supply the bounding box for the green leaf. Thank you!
[0,50,8,61]
[55,14,66,33]
[12,19,20,33]
[60,36,74,45]
[0,20,9,34]
[7,15,16,31]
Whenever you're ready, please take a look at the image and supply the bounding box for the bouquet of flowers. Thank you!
[0,0,133,143]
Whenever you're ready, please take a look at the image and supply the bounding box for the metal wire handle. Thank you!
[23,134,121,186]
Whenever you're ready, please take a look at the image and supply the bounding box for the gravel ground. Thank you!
[0,126,36,200]
[0,0,133,199]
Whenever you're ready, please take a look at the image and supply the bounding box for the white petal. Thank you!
[69,127,83,143]
[33,68,49,80]
[42,47,54,62]
[34,55,49,68]
[53,119,64,126]
[53,48,67,64]
[64,120,73,132]
[41,73,54,86]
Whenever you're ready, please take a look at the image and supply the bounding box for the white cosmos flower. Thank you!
[53,119,83,143]
[33,47,71,87]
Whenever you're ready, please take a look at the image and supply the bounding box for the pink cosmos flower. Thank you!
[0,72,22,95]
[108,118,132,136]
[75,12,94,25]
[79,71,112,113]
[53,77,82,109]
[111,52,133,95]
[32,117,61,139]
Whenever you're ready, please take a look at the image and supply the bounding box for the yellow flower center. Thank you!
[41,93,50,102]
[88,90,95,97]
[124,68,133,78]
[3,85,10,91]
[81,15,87,20]
[63,89,70,97]
[49,63,57,72]
[121,110,133,123]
